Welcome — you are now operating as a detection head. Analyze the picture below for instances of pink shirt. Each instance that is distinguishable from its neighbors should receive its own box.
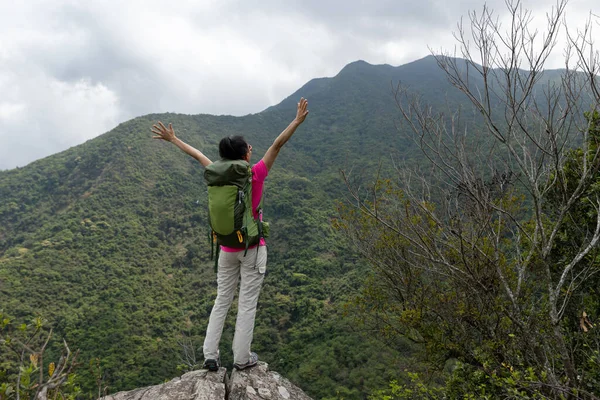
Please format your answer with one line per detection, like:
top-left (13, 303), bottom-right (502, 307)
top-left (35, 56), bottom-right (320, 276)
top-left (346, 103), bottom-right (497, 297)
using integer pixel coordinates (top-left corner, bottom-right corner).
top-left (221, 160), bottom-right (268, 252)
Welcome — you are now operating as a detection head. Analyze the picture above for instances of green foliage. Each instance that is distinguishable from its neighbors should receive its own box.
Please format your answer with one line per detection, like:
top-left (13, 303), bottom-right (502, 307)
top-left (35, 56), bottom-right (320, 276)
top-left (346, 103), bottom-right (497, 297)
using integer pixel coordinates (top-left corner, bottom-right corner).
top-left (542, 110), bottom-right (600, 397)
top-left (337, 99), bottom-right (600, 399)
top-left (0, 57), bottom-right (462, 398)
top-left (0, 312), bottom-right (81, 400)
top-left (369, 373), bottom-right (444, 400)
top-left (2, 54), bottom-right (583, 398)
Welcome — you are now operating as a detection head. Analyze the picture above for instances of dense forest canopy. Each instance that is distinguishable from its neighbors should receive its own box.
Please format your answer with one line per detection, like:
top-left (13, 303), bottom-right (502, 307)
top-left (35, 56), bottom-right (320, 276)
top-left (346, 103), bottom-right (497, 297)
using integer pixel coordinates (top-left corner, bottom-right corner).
top-left (0, 55), bottom-right (451, 399)
top-left (2, 1), bottom-right (600, 398)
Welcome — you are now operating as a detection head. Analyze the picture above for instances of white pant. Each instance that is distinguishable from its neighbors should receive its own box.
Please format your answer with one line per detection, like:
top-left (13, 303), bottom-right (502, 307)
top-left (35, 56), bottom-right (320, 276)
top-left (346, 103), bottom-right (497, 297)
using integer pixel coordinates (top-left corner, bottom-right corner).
top-left (203, 246), bottom-right (267, 364)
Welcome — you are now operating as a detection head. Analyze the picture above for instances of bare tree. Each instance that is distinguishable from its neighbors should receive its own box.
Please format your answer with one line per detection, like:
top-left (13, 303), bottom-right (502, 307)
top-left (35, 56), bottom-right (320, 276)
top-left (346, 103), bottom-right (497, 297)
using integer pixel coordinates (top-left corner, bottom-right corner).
top-left (339, 0), bottom-right (600, 398)
top-left (174, 312), bottom-right (200, 372)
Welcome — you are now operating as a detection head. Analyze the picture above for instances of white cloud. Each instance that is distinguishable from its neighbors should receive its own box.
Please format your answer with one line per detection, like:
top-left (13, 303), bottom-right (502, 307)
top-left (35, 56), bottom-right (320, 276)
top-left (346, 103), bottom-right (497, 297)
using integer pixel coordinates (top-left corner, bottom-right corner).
top-left (0, 70), bottom-right (119, 169)
top-left (0, 103), bottom-right (26, 121)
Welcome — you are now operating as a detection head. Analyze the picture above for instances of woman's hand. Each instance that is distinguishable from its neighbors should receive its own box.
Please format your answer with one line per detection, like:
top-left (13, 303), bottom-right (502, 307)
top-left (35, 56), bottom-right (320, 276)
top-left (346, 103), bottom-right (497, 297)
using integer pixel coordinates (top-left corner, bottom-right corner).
top-left (151, 121), bottom-right (176, 142)
top-left (294, 98), bottom-right (309, 125)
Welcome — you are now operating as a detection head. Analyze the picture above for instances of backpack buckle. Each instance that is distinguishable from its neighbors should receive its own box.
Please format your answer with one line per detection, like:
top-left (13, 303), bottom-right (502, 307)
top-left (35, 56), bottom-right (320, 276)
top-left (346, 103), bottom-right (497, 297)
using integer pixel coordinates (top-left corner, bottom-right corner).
top-left (237, 230), bottom-right (243, 243)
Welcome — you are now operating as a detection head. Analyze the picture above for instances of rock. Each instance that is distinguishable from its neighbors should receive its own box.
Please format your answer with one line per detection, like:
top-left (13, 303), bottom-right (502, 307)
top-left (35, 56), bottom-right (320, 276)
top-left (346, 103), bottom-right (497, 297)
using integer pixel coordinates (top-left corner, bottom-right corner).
top-left (277, 387), bottom-right (289, 399)
top-left (101, 368), bottom-right (227, 400)
top-left (245, 386), bottom-right (259, 399)
top-left (229, 363), bottom-right (311, 400)
top-left (100, 363), bottom-right (311, 400)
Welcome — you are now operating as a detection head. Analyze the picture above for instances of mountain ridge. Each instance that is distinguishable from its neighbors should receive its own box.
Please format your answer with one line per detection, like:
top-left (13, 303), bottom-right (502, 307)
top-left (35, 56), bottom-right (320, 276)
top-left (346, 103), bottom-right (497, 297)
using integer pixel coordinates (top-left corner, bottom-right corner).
top-left (0, 54), bottom-right (579, 399)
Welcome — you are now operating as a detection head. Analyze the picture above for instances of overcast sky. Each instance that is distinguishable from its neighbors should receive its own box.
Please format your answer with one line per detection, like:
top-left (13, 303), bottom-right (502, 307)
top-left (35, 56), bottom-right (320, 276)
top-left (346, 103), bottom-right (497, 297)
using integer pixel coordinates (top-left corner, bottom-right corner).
top-left (0, 0), bottom-right (597, 170)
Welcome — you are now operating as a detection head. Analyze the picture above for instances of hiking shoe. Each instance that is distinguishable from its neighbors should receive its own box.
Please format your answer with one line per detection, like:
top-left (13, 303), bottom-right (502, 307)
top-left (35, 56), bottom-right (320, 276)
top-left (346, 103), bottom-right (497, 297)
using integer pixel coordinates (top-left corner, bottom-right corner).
top-left (233, 352), bottom-right (259, 370)
top-left (202, 358), bottom-right (220, 372)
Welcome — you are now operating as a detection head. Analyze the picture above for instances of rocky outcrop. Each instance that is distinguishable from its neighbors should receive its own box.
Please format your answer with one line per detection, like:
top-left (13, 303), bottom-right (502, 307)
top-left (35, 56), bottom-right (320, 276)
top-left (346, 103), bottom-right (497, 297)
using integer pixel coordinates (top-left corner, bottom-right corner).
top-left (100, 363), bottom-right (311, 400)
top-left (101, 369), bottom-right (227, 400)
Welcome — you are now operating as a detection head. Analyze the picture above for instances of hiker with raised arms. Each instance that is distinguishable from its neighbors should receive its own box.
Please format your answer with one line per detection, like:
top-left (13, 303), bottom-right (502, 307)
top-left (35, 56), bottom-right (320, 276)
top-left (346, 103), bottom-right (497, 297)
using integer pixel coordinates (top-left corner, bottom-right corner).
top-left (151, 98), bottom-right (309, 371)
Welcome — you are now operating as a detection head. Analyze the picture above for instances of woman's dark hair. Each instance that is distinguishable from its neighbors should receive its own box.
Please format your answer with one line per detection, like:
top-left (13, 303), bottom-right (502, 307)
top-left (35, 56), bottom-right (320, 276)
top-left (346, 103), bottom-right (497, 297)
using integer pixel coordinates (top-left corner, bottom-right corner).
top-left (218, 135), bottom-right (248, 160)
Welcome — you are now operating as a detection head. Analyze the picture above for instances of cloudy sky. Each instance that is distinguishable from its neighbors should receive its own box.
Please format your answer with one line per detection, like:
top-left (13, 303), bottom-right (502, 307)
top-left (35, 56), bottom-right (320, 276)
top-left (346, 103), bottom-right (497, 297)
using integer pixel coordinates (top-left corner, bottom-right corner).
top-left (0, 0), bottom-right (597, 170)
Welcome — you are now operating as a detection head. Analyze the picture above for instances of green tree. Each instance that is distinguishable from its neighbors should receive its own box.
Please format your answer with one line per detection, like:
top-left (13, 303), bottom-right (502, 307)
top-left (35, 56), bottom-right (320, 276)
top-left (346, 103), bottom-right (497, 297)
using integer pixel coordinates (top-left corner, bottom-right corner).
top-left (339, 1), bottom-right (600, 398)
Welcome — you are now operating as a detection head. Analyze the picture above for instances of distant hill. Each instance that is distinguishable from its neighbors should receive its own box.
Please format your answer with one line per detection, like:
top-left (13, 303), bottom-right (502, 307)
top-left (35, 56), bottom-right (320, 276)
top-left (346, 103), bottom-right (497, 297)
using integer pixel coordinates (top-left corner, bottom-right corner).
top-left (0, 55), bottom-right (568, 399)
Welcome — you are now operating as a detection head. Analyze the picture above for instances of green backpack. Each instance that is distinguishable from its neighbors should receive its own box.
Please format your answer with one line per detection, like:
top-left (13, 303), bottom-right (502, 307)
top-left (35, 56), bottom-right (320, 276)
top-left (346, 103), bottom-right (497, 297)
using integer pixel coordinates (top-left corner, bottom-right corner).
top-left (204, 159), bottom-right (267, 267)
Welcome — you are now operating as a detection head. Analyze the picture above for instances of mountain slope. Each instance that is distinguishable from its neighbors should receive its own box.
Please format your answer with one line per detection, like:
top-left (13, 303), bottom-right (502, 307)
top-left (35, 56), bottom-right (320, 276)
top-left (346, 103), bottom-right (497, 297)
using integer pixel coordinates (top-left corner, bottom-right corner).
top-left (0, 55), bottom-right (559, 398)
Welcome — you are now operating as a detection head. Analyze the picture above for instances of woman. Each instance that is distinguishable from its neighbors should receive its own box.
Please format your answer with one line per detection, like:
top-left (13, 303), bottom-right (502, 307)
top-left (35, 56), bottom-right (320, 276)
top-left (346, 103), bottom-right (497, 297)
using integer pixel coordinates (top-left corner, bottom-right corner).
top-left (151, 98), bottom-right (309, 370)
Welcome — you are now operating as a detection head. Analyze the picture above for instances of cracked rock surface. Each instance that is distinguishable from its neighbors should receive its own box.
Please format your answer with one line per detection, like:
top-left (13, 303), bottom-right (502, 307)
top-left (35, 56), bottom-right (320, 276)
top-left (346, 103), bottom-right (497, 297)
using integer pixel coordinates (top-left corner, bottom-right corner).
top-left (101, 369), bottom-right (227, 400)
top-left (228, 362), bottom-right (311, 400)
top-left (100, 363), bottom-right (311, 400)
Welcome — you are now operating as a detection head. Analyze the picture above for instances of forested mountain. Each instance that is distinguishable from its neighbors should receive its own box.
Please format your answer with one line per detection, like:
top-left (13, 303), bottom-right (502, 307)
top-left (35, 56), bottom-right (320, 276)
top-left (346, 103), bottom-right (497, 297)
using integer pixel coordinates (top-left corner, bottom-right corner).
top-left (0, 55), bottom-right (566, 399)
